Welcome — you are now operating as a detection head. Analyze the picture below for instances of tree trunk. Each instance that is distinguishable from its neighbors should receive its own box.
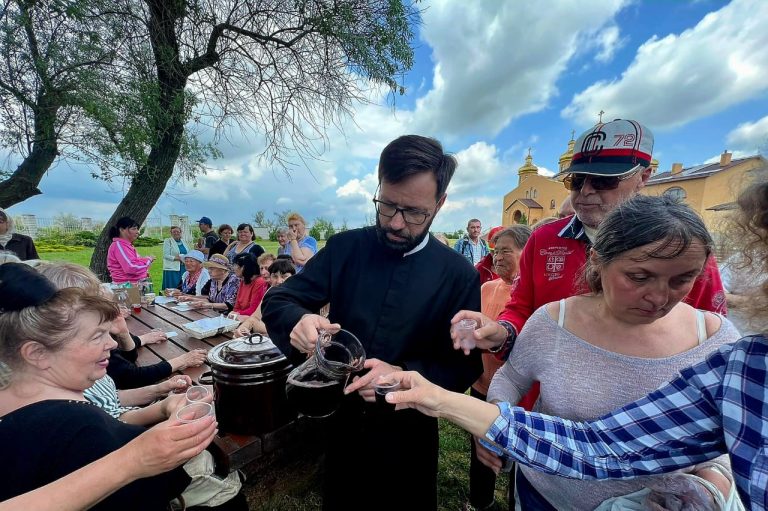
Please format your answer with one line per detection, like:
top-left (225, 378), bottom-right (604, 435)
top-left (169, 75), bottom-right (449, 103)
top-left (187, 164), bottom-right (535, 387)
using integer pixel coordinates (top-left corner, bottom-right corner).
top-left (90, 0), bottom-right (187, 281)
top-left (0, 99), bottom-right (60, 208)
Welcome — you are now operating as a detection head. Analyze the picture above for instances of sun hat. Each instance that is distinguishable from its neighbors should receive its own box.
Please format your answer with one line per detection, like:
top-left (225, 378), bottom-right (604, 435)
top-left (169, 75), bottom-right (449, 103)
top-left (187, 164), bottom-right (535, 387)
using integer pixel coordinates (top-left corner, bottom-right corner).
top-left (184, 250), bottom-right (205, 263)
top-left (203, 254), bottom-right (230, 271)
top-left (196, 216), bottom-right (213, 226)
top-left (559, 119), bottom-right (653, 177)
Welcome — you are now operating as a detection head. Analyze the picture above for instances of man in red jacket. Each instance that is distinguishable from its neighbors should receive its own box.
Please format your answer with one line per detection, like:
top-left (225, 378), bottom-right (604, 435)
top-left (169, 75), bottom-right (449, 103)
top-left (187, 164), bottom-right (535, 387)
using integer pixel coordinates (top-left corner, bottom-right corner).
top-left (453, 118), bottom-right (727, 360)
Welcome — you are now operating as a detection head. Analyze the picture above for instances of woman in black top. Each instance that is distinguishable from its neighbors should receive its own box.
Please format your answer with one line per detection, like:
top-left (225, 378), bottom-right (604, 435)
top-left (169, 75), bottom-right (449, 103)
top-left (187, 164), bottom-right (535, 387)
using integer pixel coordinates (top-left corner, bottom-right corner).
top-left (0, 264), bottom-right (244, 510)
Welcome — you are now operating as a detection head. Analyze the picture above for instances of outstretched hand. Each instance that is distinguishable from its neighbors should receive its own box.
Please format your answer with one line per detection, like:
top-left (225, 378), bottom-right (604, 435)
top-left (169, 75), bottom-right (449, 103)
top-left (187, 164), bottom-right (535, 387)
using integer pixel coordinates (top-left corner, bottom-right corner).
top-left (450, 310), bottom-right (508, 354)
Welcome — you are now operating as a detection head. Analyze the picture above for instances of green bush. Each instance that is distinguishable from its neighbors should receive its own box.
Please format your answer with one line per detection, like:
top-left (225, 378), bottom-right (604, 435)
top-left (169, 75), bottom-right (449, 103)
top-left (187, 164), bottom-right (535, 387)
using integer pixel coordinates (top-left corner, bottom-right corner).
top-left (134, 236), bottom-right (163, 247)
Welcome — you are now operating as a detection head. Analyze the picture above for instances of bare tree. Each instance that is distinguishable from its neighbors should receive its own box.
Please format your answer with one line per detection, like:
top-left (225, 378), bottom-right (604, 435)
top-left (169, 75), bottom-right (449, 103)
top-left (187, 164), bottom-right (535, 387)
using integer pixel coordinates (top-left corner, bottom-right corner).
top-left (89, 0), bottom-right (418, 279)
top-left (0, 0), bottom-right (124, 207)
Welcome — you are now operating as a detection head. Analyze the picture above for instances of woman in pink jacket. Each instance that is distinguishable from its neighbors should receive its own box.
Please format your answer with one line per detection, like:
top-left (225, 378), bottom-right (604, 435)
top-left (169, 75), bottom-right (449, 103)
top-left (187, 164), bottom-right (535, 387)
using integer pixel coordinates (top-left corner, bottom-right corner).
top-left (107, 217), bottom-right (155, 284)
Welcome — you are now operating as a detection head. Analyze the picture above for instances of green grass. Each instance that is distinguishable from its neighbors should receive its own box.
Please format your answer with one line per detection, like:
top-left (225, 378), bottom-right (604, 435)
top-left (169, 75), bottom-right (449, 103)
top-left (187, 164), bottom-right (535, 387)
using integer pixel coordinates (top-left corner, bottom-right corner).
top-left (39, 240), bottom-right (289, 287)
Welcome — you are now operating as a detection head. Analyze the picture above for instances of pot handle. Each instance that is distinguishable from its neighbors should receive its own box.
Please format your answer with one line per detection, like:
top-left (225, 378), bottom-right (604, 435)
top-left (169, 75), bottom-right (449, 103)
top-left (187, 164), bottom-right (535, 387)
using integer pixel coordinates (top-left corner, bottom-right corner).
top-left (198, 371), bottom-right (214, 385)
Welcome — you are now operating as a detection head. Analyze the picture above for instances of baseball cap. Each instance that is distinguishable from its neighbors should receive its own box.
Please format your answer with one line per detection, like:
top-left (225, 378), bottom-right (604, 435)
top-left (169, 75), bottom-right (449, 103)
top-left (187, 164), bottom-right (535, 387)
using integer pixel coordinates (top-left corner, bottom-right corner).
top-left (196, 216), bottom-right (213, 226)
top-left (560, 119), bottom-right (653, 177)
top-left (184, 250), bottom-right (205, 263)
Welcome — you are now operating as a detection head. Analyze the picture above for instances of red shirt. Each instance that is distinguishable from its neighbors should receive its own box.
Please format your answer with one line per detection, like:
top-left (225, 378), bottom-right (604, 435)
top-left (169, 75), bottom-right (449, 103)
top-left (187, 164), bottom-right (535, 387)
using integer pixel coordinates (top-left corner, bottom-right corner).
top-left (475, 253), bottom-right (498, 286)
top-left (233, 277), bottom-right (269, 316)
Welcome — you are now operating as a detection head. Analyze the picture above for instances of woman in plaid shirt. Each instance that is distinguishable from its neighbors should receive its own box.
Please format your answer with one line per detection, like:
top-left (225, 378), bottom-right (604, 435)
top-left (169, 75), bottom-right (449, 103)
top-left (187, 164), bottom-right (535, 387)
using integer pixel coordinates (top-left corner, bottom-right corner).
top-left (386, 177), bottom-right (768, 510)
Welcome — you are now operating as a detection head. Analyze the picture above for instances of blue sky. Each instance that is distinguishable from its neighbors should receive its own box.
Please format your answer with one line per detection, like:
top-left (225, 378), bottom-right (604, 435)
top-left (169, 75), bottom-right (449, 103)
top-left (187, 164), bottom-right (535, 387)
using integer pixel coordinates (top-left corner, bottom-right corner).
top-left (7, 0), bottom-right (768, 233)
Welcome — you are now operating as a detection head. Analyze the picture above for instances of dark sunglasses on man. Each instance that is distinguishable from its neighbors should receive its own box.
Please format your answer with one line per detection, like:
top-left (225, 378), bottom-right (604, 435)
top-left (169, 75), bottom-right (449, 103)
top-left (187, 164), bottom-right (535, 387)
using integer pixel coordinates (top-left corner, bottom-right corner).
top-left (562, 165), bottom-right (643, 192)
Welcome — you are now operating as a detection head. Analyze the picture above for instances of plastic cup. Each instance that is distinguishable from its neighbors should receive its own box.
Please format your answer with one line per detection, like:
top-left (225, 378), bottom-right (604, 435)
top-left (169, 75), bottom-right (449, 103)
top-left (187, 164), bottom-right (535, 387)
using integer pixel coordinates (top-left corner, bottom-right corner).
top-left (144, 292), bottom-right (156, 306)
top-left (131, 303), bottom-right (142, 314)
top-left (374, 377), bottom-right (401, 411)
top-left (176, 402), bottom-right (214, 423)
top-left (185, 385), bottom-right (210, 405)
top-left (452, 319), bottom-right (478, 350)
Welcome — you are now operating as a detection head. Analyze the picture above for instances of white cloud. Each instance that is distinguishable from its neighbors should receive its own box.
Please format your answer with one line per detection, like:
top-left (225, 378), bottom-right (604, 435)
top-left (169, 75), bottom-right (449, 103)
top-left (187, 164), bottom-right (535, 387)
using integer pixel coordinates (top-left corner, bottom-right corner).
top-left (537, 166), bottom-right (555, 177)
top-left (562, 0), bottom-right (768, 129)
top-left (412, 0), bottom-right (631, 139)
top-left (594, 25), bottom-right (624, 63)
top-left (449, 142), bottom-right (505, 194)
top-left (726, 115), bottom-right (768, 152)
top-left (702, 150), bottom-right (755, 164)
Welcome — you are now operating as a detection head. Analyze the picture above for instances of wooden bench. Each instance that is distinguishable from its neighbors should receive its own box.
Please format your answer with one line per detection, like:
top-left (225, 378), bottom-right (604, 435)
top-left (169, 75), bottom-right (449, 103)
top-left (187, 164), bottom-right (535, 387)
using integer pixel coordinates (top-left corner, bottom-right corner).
top-left (124, 300), bottom-right (299, 474)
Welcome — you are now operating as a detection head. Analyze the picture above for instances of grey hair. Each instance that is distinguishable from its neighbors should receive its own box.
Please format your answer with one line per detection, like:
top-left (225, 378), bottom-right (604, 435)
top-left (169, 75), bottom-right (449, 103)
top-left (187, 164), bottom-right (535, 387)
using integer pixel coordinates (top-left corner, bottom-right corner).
top-left (585, 195), bottom-right (713, 294)
top-left (492, 225), bottom-right (532, 250)
top-left (276, 226), bottom-right (290, 235)
top-left (38, 262), bottom-right (102, 292)
top-left (0, 251), bottom-right (21, 265)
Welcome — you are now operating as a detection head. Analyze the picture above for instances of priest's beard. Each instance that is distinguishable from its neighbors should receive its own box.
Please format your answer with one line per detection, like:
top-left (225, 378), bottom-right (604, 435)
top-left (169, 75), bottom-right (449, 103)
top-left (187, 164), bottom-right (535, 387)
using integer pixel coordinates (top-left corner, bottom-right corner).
top-left (375, 216), bottom-right (433, 253)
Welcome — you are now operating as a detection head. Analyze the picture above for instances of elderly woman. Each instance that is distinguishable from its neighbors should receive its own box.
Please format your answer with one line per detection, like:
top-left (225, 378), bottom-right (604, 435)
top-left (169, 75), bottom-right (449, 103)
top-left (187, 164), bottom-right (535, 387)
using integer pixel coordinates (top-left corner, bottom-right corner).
top-left (38, 262), bottom-right (207, 389)
top-left (161, 226), bottom-right (190, 290)
top-left (387, 195), bottom-right (745, 510)
top-left (0, 263), bottom-right (245, 510)
top-left (209, 223), bottom-right (234, 257)
top-left (276, 226), bottom-right (290, 256)
top-left (258, 252), bottom-right (276, 281)
top-left (468, 225), bottom-right (531, 510)
top-left (222, 223), bottom-right (264, 264)
top-left (169, 250), bottom-right (210, 297)
top-left (0, 207), bottom-right (38, 260)
top-left (106, 216), bottom-right (155, 284)
top-left (284, 213), bottom-right (317, 272)
top-left (230, 253), bottom-right (269, 320)
top-left (0, 263), bottom-right (189, 509)
top-left (185, 254), bottom-right (240, 312)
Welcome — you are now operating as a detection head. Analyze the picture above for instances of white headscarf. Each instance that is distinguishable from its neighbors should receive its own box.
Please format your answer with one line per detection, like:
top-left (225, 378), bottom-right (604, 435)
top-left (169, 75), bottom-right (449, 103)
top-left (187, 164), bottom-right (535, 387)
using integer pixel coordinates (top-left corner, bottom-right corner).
top-left (0, 208), bottom-right (14, 248)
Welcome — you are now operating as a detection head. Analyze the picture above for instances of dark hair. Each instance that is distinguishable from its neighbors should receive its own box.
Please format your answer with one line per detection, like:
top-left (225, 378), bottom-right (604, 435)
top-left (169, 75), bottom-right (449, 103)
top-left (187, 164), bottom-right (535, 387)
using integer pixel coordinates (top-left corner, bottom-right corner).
top-left (493, 225), bottom-right (532, 250)
top-left (236, 223), bottom-right (255, 241)
top-left (108, 216), bottom-right (139, 239)
top-left (268, 258), bottom-right (296, 276)
top-left (378, 135), bottom-right (457, 200)
top-left (276, 254), bottom-right (292, 261)
top-left (233, 252), bottom-right (258, 284)
top-left (218, 224), bottom-right (233, 235)
top-left (584, 195), bottom-right (713, 293)
top-left (0, 210), bottom-right (7, 223)
top-left (734, 173), bottom-right (768, 332)
top-left (467, 218), bottom-right (480, 227)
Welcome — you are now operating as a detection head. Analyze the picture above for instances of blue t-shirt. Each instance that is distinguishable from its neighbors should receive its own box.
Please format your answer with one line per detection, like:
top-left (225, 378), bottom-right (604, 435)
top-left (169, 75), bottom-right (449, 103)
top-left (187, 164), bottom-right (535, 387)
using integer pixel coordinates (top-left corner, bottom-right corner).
top-left (285, 236), bottom-right (318, 273)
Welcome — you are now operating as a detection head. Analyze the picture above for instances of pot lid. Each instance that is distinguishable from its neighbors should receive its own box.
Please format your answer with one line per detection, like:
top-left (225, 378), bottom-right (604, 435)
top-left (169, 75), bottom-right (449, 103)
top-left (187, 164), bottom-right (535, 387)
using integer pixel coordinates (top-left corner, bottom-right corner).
top-left (207, 334), bottom-right (287, 369)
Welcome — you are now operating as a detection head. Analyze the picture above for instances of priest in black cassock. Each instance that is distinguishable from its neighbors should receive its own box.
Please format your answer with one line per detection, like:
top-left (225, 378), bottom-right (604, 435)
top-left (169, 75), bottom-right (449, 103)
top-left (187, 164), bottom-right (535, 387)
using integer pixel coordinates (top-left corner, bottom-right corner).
top-left (262, 135), bottom-right (482, 510)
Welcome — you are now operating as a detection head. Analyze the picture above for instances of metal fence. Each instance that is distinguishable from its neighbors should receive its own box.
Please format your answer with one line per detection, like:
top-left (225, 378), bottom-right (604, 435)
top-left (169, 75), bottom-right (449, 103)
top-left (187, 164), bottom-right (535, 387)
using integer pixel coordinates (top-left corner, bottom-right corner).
top-left (12, 214), bottom-right (166, 241)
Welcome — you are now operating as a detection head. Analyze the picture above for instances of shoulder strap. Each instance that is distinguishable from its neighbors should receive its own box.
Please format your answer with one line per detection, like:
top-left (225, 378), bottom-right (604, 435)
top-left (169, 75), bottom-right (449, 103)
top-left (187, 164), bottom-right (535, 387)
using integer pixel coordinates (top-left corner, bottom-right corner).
top-left (558, 298), bottom-right (566, 327)
top-left (696, 309), bottom-right (707, 344)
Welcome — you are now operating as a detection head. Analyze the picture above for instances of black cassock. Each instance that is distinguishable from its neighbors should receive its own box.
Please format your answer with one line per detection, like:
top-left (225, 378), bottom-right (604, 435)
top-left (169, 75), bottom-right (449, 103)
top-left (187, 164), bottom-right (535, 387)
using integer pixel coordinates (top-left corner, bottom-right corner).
top-left (263, 226), bottom-right (482, 511)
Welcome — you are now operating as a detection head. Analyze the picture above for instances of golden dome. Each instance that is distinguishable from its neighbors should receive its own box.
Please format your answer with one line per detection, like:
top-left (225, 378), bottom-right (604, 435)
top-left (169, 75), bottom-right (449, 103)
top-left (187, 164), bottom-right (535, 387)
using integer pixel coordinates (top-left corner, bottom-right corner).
top-left (558, 132), bottom-right (576, 172)
top-left (518, 148), bottom-right (538, 177)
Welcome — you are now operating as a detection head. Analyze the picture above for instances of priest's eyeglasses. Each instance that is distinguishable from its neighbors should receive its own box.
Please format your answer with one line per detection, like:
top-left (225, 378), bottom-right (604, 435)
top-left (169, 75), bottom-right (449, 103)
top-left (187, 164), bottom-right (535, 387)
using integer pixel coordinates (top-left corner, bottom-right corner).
top-left (372, 199), bottom-right (431, 225)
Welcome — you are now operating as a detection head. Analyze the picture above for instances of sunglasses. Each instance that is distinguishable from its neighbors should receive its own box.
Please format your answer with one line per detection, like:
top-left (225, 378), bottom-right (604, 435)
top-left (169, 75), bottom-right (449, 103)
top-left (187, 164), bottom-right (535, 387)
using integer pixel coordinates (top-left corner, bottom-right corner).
top-left (563, 167), bottom-right (642, 192)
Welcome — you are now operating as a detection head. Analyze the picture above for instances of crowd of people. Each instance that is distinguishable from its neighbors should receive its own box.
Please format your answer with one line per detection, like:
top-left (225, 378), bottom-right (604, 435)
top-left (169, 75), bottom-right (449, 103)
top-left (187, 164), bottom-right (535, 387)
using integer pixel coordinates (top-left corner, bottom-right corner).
top-left (1, 121), bottom-right (766, 511)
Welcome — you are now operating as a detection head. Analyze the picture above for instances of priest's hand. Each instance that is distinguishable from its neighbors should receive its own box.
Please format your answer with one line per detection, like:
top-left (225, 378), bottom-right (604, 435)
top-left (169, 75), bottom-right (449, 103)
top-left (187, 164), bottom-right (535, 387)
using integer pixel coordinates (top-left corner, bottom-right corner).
top-left (290, 314), bottom-right (341, 354)
top-left (344, 358), bottom-right (402, 402)
top-left (450, 311), bottom-right (508, 353)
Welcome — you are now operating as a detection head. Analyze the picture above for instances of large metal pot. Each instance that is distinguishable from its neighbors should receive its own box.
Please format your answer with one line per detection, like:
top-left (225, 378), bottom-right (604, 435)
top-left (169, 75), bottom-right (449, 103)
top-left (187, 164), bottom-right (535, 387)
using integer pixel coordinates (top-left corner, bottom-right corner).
top-left (202, 334), bottom-right (295, 435)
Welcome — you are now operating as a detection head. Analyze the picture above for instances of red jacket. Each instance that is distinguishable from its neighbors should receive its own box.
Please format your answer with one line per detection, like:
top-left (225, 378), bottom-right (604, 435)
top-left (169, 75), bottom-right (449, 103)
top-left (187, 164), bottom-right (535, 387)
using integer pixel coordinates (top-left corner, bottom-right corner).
top-left (475, 253), bottom-right (498, 285)
top-left (498, 215), bottom-right (728, 334)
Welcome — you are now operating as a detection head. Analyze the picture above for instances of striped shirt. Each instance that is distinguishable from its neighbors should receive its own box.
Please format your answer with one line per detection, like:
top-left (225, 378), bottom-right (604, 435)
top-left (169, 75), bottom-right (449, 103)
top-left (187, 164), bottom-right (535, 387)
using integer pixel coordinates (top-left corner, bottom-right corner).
top-left (480, 334), bottom-right (768, 510)
top-left (83, 375), bottom-right (137, 419)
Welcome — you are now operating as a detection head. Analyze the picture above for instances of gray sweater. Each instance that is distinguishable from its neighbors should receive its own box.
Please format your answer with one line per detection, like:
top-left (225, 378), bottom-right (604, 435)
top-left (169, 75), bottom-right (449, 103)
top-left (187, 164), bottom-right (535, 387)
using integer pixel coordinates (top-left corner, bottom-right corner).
top-left (488, 305), bottom-right (740, 510)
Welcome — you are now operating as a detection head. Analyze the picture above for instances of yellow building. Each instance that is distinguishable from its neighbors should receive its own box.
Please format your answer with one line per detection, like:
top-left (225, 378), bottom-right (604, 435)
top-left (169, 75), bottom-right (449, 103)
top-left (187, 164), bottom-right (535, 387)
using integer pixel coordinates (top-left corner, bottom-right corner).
top-left (641, 151), bottom-right (766, 233)
top-left (501, 144), bottom-right (571, 226)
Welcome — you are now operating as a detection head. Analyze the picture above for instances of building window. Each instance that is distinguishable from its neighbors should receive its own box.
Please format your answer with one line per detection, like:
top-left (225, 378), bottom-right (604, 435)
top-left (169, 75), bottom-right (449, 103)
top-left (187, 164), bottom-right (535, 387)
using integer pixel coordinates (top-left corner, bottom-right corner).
top-left (664, 187), bottom-right (687, 200)
top-left (533, 189), bottom-right (538, 199)
top-left (550, 199), bottom-right (556, 209)
top-left (525, 191), bottom-right (529, 198)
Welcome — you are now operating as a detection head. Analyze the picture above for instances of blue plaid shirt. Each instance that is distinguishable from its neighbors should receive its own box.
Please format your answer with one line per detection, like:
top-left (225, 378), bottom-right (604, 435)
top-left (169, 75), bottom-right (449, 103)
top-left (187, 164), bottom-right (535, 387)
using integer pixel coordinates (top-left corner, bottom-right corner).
top-left (481, 335), bottom-right (768, 510)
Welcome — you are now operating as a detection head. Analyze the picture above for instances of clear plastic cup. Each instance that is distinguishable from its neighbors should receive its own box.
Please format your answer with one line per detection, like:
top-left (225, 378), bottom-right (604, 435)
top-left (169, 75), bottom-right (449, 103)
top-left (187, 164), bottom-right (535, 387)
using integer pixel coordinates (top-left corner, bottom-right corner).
top-left (452, 319), bottom-right (478, 350)
top-left (176, 402), bottom-right (214, 423)
top-left (185, 385), bottom-right (210, 405)
top-left (374, 376), bottom-right (402, 411)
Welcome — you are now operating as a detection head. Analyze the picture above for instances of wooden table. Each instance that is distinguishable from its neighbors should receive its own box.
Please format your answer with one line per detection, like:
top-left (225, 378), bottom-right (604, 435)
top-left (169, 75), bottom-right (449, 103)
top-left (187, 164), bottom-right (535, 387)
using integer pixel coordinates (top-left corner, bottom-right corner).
top-left (124, 300), bottom-right (291, 473)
